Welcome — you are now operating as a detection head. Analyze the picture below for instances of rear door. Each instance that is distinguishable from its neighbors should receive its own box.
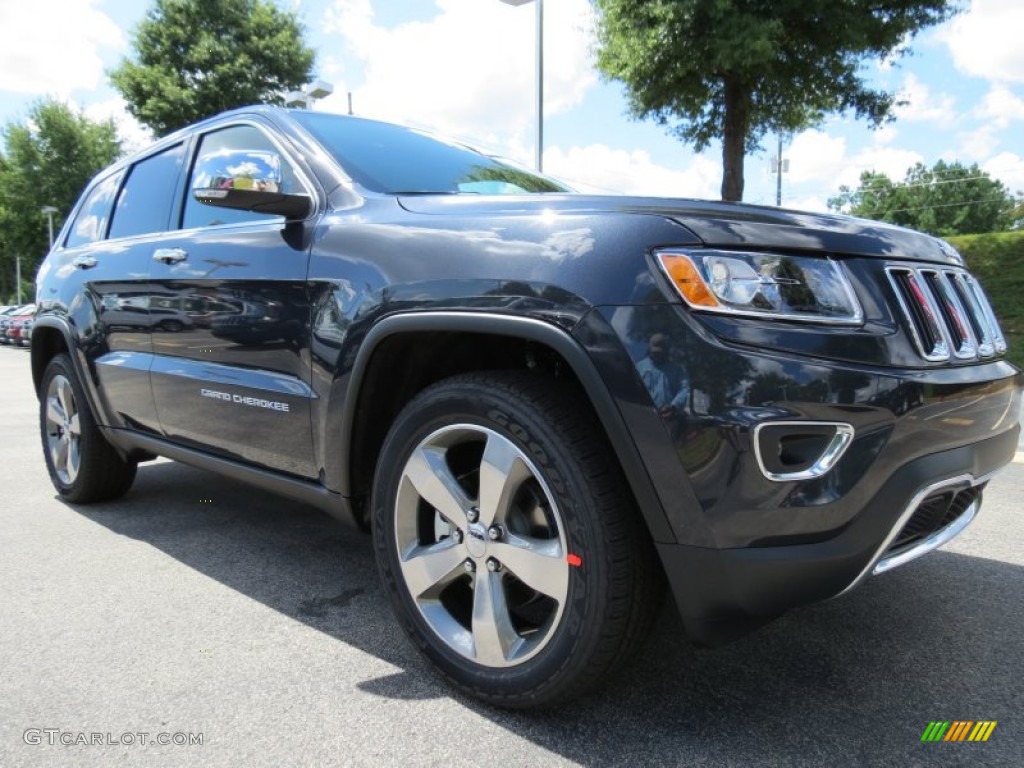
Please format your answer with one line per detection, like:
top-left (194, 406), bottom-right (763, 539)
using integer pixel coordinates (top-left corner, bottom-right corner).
top-left (53, 139), bottom-right (189, 434)
top-left (148, 121), bottom-right (318, 478)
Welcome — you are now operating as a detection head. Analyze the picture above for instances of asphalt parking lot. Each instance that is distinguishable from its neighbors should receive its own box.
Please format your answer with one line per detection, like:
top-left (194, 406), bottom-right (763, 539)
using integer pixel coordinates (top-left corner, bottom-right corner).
top-left (1, 344), bottom-right (1021, 767)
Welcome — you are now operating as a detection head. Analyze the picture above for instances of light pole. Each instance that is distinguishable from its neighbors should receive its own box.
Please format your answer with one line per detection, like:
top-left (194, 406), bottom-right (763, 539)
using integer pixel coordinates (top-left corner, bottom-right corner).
top-left (500, 0), bottom-right (544, 173)
top-left (771, 135), bottom-right (789, 207)
top-left (41, 205), bottom-right (59, 248)
top-left (284, 80), bottom-right (335, 110)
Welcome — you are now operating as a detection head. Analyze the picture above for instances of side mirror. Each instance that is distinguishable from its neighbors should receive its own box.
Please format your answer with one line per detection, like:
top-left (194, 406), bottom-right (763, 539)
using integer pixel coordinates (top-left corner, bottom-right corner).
top-left (192, 149), bottom-right (311, 220)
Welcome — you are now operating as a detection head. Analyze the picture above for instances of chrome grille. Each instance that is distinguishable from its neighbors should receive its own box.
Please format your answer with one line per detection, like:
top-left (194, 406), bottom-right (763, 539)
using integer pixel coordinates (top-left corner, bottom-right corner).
top-left (887, 266), bottom-right (1007, 362)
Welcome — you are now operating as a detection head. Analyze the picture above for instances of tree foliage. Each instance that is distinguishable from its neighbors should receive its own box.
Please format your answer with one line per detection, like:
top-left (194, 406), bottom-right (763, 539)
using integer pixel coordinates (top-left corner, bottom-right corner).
top-left (111, 0), bottom-right (315, 137)
top-left (828, 160), bottom-right (1018, 236)
top-left (592, 0), bottom-right (958, 202)
top-left (0, 100), bottom-right (121, 301)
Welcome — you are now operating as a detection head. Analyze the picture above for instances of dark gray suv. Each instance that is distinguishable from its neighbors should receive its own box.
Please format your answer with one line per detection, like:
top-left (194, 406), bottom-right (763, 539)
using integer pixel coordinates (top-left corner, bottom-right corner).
top-left (33, 106), bottom-right (1022, 707)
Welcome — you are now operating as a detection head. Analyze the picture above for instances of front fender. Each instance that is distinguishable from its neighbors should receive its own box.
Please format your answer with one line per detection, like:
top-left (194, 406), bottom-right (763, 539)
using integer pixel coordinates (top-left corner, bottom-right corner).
top-left (327, 310), bottom-right (679, 544)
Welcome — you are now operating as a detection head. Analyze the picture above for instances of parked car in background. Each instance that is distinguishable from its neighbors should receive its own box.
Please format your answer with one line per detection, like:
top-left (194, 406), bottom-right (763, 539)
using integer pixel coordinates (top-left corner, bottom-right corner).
top-left (0, 304), bottom-right (25, 338)
top-left (1, 304), bottom-right (34, 345)
top-left (9, 315), bottom-right (34, 347)
top-left (30, 106), bottom-right (1022, 708)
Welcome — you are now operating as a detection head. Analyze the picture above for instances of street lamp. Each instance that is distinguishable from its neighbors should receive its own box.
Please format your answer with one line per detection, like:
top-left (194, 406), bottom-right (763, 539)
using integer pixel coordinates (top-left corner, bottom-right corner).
top-left (500, 0), bottom-right (544, 172)
top-left (41, 205), bottom-right (59, 249)
top-left (284, 80), bottom-right (335, 110)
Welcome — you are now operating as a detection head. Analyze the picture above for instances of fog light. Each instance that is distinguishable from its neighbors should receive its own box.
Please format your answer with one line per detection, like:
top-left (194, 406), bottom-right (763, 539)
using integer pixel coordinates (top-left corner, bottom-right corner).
top-left (753, 421), bottom-right (854, 482)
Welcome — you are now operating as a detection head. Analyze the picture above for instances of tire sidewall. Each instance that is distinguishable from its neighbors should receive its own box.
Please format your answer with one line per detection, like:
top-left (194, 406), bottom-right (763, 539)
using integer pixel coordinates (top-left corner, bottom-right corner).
top-left (372, 378), bottom-right (612, 702)
top-left (38, 353), bottom-right (134, 502)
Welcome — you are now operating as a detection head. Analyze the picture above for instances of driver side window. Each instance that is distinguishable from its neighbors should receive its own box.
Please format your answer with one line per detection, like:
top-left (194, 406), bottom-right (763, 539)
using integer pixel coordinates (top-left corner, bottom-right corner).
top-left (182, 125), bottom-right (300, 230)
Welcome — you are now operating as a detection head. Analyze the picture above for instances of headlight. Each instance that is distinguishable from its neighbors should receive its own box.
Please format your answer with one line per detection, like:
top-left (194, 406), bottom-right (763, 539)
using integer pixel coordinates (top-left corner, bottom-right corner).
top-left (656, 249), bottom-right (863, 325)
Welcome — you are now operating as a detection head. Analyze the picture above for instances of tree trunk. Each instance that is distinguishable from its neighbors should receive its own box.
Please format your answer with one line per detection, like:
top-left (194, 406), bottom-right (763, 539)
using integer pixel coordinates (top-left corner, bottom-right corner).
top-left (720, 78), bottom-right (749, 202)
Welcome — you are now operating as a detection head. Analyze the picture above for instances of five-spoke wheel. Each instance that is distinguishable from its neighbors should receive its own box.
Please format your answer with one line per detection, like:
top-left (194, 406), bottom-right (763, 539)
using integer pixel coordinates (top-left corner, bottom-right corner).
top-left (44, 373), bottom-right (83, 485)
top-left (395, 424), bottom-right (569, 667)
top-left (373, 372), bottom-right (663, 707)
top-left (39, 354), bottom-right (137, 503)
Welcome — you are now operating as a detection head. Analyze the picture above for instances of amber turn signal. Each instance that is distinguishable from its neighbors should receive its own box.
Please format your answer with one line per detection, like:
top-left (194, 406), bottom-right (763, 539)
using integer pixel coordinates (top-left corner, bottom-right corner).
top-left (657, 254), bottom-right (719, 307)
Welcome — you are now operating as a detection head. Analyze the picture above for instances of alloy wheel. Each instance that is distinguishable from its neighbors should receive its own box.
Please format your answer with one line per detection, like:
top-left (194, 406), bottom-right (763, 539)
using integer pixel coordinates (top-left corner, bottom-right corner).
top-left (44, 374), bottom-right (82, 485)
top-left (394, 424), bottom-right (570, 668)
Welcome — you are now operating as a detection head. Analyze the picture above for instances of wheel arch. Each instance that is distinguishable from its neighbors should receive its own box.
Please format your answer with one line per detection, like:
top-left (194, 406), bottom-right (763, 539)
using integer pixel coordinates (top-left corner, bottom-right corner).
top-left (31, 318), bottom-right (120, 440)
top-left (31, 320), bottom-right (77, 396)
top-left (338, 311), bottom-right (675, 542)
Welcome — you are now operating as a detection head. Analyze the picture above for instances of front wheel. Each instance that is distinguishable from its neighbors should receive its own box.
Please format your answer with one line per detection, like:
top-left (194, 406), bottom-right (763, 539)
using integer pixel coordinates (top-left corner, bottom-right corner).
top-left (372, 372), bottom-right (664, 708)
top-left (39, 353), bottom-right (137, 503)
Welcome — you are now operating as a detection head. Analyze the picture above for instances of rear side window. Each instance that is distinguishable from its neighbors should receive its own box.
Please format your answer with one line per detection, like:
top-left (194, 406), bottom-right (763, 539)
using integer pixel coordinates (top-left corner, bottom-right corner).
top-left (65, 171), bottom-right (123, 248)
top-left (108, 143), bottom-right (186, 240)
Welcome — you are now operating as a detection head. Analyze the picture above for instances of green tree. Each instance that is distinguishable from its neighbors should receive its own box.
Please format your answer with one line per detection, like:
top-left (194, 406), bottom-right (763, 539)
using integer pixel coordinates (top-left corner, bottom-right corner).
top-left (592, 0), bottom-right (958, 202)
top-left (828, 160), bottom-right (1017, 236)
top-left (0, 100), bottom-right (121, 301)
top-left (111, 0), bottom-right (315, 137)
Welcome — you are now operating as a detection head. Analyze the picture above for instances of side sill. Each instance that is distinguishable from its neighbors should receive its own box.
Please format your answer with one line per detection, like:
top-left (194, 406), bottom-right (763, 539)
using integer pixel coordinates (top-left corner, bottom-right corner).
top-left (107, 428), bottom-right (361, 531)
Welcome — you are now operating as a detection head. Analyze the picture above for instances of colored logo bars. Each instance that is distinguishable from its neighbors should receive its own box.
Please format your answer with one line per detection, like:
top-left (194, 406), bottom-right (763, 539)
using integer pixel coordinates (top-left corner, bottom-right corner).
top-left (921, 721), bottom-right (997, 742)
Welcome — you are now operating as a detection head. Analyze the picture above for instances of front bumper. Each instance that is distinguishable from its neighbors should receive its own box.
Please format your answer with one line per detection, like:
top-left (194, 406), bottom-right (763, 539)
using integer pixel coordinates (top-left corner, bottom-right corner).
top-left (656, 429), bottom-right (1016, 644)
top-left (573, 304), bottom-right (1022, 644)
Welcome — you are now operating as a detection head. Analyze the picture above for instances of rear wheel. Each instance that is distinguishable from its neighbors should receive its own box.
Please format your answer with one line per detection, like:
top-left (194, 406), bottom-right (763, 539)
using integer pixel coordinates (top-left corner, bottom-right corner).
top-left (372, 371), bottom-right (664, 708)
top-left (39, 354), bottom-right (137, 503)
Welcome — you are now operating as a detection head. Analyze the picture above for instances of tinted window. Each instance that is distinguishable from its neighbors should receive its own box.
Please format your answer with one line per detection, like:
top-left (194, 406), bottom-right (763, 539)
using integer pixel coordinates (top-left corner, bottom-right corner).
top-left (182, 125), bottom-right (295, 229)
top-left (108, 143), bottom-right (186, 240)
top-left (291, 111), bottom-right (570, 195)
top-left (65, 171), bottom-right (123, 248)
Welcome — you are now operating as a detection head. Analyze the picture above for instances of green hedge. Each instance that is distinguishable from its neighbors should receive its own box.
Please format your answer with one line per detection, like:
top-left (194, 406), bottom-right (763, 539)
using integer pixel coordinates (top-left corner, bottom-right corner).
top-left (948, 231), bottom-right (1024, 369)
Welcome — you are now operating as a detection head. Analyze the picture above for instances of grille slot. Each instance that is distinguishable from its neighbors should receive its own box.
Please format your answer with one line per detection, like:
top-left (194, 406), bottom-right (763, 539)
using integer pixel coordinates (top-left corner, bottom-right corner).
top-left (884, 486), bottom-right (981, 559)
top-left (887, 266), bottom-right (1006, 361)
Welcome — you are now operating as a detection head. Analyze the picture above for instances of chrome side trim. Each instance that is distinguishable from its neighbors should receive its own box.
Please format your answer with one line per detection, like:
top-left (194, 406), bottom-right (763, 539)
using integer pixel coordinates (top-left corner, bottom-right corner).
top-left (835, 473), bottom-right (976, 597)
top-left (752, 421), bottom-right (854, 482)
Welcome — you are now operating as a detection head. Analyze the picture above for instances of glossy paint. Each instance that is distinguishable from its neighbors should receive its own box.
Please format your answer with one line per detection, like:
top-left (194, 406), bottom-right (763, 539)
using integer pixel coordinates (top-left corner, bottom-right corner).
top-left (147, 220), bottom-right (317, 477)
top-left (35, 217), bottom-right (163, 435)
top-left (32, 106), bottom-right (1022, 631)
top-left (585, 303), bottom-right (1020, 549)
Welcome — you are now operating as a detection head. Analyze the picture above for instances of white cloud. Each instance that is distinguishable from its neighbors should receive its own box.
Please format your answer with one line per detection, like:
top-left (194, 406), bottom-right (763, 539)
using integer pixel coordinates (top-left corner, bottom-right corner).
top-left (957, 125), bottom-right (1000, 162)
top-left (938, 0), bottom-right (1024, 83)
top-left (0, 0), bottom-right (123, 96)
top-left (983, 153), bottom-right (1024, 193)
top-left (871, 125), bottom-right (899, 145)
top-left (782, 195), bottom-right (830, 213)
top-left (782, 128), bottom-right (923, 197)
top-left (978, 84), bottom-right (1024, 129)
top-left (320, 0), bottom-right (596, 154)
top-left (845, 146), bottom-right (926, 184)
top-left (84, 97), bottom-right (152, 155)
top-left (894, 73), bottom-right (956, 122)
top-left (544, 144), bottom-right (720, 199)
top-left (786, 131), bottom-right (847, 184)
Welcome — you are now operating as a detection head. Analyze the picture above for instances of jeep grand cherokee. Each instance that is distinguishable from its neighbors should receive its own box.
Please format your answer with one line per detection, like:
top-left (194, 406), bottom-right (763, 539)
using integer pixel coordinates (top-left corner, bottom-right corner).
top-left (32, 106), bottom-right (1022, 708)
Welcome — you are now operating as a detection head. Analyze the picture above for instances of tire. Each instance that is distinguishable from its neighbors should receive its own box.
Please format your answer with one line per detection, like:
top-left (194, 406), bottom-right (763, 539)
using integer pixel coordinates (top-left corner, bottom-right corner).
top-left (39, 353), bottom-right (137, 503)
top-left (372, 371), bottom-right (664, 708)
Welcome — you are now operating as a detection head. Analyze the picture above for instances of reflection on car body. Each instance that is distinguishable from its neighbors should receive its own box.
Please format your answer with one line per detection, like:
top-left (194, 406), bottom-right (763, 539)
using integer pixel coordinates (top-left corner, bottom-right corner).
top-left (29, 105), bottom-right (1022, 710)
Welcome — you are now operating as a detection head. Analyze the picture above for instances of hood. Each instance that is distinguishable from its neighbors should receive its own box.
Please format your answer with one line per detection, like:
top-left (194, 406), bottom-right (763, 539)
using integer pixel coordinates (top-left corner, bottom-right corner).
top-left (397, 194), bottom-right (961, 265)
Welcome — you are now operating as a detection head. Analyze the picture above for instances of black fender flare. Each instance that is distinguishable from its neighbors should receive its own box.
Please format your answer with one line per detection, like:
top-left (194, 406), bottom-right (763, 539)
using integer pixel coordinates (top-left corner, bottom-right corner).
top-left (30, 316), bottom-right (114, 428)
top-left (338, 311), bottom-right (677, 543)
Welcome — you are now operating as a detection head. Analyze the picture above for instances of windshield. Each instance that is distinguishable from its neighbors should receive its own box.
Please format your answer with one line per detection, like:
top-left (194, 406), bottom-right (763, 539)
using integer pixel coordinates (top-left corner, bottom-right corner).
top-left (291, 111), bottom-right (570, 195)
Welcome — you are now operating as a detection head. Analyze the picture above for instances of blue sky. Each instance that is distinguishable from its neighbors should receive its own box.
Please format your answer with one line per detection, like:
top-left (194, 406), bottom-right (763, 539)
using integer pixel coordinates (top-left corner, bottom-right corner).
top-left (1, 0), bottom-right (1022, 211)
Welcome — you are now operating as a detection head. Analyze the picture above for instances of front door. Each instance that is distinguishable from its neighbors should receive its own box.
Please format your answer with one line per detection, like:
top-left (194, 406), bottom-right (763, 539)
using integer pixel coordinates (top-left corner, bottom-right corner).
top-left (148, 122), bottom-right (317, 478)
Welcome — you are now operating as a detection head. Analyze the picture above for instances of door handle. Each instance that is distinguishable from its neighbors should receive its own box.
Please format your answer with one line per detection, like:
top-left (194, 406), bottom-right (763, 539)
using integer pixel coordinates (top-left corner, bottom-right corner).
top-left (72, 255), bottom-right (97, 269)
top-left (153, 248), bottom-right (188, 264)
